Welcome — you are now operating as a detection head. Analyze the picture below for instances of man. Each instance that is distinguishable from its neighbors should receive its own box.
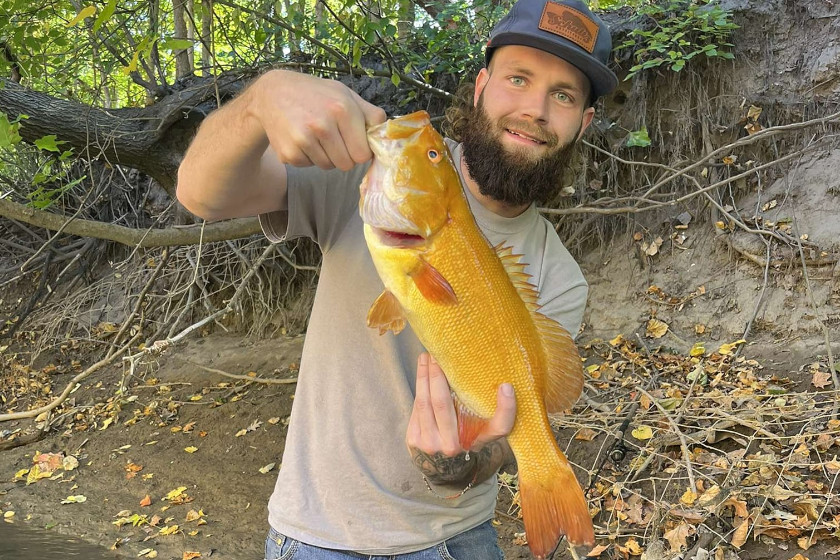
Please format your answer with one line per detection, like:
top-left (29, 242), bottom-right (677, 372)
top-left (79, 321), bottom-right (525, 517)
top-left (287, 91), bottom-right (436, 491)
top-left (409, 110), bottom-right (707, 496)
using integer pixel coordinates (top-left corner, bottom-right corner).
top-left (176, 0), bottom-right (617, 557)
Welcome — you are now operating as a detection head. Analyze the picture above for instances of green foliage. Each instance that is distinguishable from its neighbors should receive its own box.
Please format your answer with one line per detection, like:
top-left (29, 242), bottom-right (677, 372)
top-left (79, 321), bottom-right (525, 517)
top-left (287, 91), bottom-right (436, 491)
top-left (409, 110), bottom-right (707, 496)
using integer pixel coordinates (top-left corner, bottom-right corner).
top-left (619, 0), bottom-right (739, 79)
top-left (0, 0), bottom-right (513, 111)
top-left (0, 112), bottom-right (24, 150)
top-left (625, 127), bottom-right (652, 147)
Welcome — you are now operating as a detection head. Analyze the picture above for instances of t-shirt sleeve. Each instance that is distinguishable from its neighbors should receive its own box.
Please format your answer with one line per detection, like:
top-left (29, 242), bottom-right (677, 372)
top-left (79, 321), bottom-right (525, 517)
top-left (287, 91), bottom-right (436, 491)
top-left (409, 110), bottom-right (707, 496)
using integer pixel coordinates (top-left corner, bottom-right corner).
top-left (259, 162), bottom-right (370, 252)
top-left (534, 222), bottom-right (589, 339)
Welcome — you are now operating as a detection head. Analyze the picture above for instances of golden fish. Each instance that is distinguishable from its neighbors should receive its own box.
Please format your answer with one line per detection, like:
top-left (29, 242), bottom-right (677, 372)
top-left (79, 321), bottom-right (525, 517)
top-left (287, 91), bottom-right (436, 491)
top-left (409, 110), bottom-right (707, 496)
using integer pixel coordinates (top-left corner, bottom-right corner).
top-left (359, 111), bottom-right (593, 557)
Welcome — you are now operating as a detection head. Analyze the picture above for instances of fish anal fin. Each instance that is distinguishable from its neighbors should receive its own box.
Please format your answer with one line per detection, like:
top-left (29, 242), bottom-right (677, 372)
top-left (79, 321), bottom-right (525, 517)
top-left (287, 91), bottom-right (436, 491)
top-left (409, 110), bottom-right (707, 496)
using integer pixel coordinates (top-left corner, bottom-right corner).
top-left (367, 290), bottom-right (407, 335)
top-left (409, 258), bottom-right (457, 305)
top-left (533, 313), bottom-right (584, 414)
top-left (454, 395), bottom-right (489, 451)
top-left (519, 448), bottom-right (594, 557)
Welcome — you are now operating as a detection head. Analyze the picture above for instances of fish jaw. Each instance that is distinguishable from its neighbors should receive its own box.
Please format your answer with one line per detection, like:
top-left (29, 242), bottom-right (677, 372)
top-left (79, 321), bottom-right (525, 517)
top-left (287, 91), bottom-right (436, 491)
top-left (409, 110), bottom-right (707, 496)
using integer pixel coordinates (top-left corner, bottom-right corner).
top-left (359, 111), bottom-right (456, 244)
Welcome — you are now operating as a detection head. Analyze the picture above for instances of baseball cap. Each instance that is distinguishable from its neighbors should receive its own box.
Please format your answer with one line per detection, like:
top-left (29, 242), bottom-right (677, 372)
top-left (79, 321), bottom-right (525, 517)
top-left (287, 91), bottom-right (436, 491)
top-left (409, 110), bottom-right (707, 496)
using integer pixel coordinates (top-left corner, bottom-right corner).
top-left (485, 0), bottom-right (618, 98)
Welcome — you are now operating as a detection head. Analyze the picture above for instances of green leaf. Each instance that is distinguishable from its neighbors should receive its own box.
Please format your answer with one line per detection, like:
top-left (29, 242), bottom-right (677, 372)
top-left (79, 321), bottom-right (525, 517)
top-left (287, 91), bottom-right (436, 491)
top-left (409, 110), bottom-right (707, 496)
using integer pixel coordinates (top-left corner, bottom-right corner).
top-left (159, 38), bottom-right (194, 51)
top-left (626, 127), bottom-right (651, 148)
top-left (34, 135), bottom-right (65, 152)
top-left (390, 73), bottom-right (400, 87)
top-left (67, 5), bottom-right (96, 27)
top-left (93, 0), bottom-right (116, 33)
top-left (0, 113), bottom-right (22, 149)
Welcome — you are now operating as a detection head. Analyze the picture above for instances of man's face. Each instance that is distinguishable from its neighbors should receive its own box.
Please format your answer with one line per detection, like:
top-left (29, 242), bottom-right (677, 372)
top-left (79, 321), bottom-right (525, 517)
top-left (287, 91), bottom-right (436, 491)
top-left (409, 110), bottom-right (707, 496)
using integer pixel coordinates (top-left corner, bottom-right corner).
top-left (461, 45), bottom-right (595, 206)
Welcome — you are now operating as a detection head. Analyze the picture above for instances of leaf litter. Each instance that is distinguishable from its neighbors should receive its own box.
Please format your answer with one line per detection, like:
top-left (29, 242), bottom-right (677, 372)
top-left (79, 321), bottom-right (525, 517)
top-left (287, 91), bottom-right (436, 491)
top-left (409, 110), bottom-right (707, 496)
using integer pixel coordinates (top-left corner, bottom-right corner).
top-left (4, 321), bottom-right (837, 557)
top-left (497, 326), bottom-right (840, 557)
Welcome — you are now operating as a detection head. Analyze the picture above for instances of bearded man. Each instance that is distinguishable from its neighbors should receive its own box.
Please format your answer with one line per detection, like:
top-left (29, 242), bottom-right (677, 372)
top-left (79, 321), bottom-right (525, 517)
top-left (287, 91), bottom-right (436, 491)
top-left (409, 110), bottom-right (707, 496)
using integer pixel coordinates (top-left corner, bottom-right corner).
top-left (176, 0), bottom-right (617, 557)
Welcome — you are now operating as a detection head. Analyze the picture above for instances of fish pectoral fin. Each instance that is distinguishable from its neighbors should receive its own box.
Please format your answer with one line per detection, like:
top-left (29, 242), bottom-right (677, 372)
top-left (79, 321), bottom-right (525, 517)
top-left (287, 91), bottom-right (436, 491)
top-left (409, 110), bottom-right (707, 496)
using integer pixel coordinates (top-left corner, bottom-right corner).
top-left (454, 395), bottom-right (489, 451)
top-left (409, 258), bottom-right (457, 305)
top-left (533, 313), bottom-right (584, 414)
top-left (367, 290), bottom-right (407, 335)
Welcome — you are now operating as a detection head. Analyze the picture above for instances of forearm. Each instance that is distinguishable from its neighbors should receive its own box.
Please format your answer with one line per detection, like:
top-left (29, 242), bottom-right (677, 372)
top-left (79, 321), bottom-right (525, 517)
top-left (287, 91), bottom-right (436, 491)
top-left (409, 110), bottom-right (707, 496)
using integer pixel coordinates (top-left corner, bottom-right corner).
top-left (411, 439), bottom-right (515, 488)
top-left (177, 75), bottom-right (286, 221)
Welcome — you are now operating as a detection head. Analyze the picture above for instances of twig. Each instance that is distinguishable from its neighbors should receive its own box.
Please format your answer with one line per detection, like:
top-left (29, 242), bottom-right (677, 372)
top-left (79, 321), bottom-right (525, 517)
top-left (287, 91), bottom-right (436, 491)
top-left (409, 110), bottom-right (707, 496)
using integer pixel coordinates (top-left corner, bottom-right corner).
top-left (176, 359), bottom-right (298, 385)
top-left (635, 387), bottom-right (696, 490)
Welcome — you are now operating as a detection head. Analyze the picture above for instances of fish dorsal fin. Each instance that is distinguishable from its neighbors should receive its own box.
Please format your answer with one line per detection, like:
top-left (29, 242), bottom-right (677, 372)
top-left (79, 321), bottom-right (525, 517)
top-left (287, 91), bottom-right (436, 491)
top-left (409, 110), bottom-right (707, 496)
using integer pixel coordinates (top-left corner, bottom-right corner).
top-left (533, 312), bottom-right (584, 413)
top-left (493, 243), bottom-right (539, 308)
top-left (493, 243), bottom-right (584, 413)
top-left (367, 290), bottom-right (407, 335)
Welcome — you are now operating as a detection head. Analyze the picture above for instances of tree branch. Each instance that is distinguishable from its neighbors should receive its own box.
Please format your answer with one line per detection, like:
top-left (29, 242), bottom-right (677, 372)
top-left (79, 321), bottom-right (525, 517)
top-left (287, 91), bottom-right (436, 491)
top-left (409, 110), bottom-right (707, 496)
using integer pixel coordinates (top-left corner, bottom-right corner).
top-left (0, 197), bottom-right (262, 246)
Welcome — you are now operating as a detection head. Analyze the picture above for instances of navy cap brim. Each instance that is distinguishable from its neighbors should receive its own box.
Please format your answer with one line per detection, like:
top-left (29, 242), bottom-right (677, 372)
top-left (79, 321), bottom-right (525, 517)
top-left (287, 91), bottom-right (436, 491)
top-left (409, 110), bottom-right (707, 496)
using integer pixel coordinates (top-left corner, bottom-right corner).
top-left (487, 34), bottom-right (618, 99)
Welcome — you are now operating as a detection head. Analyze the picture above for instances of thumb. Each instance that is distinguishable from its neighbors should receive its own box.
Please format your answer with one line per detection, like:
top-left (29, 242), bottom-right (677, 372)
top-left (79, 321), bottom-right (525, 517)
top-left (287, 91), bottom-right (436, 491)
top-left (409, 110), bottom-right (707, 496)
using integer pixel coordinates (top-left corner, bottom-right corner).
top-left (475, 383), bottom-right (516, 445)
top-left (350, 89), bottom-right (386, 127)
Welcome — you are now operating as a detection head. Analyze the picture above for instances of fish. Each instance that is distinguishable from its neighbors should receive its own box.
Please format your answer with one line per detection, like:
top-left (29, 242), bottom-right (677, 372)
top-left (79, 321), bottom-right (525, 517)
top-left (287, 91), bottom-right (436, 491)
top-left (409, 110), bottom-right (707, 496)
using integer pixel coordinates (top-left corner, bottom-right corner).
top-left (359, 111), bottom-right (594, 557)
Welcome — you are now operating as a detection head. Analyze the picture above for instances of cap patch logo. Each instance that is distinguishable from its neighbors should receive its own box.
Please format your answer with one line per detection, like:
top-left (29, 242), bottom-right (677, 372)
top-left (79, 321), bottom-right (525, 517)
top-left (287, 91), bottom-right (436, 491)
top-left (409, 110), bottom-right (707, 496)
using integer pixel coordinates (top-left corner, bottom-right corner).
top-left (538, 2), bottom-right (599, 53)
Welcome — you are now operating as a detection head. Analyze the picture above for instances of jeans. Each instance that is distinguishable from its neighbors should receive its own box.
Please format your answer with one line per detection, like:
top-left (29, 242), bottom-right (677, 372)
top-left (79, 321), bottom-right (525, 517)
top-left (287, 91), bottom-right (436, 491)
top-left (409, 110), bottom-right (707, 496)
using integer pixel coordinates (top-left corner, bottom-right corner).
top-left (264, 520), bottom-right (505, 560)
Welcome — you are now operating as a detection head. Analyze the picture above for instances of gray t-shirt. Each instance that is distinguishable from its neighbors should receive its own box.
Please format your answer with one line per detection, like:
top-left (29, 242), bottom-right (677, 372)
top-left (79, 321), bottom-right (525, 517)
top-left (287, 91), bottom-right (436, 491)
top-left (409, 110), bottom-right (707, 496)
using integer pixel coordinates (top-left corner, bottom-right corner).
top-left (258, 140), bottom-right (588, 554)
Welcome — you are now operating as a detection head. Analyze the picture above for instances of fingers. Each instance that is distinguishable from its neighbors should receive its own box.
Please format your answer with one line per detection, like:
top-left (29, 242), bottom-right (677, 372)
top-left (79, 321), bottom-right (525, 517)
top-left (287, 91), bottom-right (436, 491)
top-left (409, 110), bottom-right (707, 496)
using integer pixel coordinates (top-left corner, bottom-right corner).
top-left (474, 383), bottom-right (517, 447)
top-left (406, 353), bottom-right (462, 457)
top-left (257, 71), bottom-right (386, 172)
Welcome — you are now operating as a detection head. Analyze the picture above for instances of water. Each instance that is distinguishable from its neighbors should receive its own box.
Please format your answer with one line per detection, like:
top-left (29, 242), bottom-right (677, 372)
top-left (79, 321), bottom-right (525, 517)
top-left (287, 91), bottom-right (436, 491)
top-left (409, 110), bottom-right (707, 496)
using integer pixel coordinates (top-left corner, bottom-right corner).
top-left (0, 522), bottom-right (122, 558)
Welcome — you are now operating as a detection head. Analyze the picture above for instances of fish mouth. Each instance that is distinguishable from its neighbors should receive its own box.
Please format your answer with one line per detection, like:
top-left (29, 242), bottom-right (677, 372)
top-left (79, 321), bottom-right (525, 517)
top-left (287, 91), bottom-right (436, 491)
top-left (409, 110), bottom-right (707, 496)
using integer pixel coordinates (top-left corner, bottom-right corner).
top-left (372, 227), bottom-right (426, 248)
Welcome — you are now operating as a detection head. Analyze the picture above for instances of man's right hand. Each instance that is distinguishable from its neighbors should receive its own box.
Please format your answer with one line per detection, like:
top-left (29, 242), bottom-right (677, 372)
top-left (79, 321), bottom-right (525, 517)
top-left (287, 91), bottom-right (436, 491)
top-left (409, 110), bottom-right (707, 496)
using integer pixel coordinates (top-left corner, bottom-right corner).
top-left (248, 70), bottom-right (386, 171)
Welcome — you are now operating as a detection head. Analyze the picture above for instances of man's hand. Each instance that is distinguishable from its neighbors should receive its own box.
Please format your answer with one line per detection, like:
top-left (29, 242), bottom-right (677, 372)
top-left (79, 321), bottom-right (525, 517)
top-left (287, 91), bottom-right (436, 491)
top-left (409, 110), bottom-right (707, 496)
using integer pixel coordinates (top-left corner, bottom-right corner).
top-left (249, 70), bottom-right (386, 171)
top-left (177, 70), bottom-right (386, 221)
top-left (406, 353), bottom-right (516, 487)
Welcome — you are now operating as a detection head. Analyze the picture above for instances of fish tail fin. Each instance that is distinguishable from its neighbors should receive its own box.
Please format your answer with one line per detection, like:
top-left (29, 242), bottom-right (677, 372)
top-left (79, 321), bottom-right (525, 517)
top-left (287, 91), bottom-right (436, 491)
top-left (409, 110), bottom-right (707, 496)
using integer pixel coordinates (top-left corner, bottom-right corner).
top-left (518, 448), bottom-right (594, 558)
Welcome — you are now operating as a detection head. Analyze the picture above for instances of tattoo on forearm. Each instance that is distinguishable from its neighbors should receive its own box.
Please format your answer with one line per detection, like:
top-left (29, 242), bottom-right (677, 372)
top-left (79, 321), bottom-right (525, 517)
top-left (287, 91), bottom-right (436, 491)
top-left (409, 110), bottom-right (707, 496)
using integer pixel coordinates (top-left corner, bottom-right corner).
top-left (411, 440), bottom-right (515, 487)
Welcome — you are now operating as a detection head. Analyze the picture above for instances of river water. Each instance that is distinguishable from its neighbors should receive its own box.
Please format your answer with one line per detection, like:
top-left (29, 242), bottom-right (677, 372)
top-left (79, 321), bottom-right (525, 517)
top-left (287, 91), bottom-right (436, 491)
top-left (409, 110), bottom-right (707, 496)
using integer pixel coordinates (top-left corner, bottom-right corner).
top-left (0, 522), bottom-right (122, 558)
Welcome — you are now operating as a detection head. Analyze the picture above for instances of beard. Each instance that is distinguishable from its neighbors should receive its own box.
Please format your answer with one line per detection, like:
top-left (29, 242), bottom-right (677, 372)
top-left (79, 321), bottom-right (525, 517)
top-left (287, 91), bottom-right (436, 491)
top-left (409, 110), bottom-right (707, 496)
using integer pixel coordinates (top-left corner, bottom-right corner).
top-left (460, 97), bottom-right (580, 206)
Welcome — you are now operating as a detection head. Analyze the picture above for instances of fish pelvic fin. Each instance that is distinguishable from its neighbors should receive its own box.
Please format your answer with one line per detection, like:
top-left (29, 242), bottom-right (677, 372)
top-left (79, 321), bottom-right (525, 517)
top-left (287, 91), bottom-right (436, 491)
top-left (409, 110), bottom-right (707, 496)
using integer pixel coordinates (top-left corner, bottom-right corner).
top-left (409, 257), bottom-right (457, 305)
top-left (367, 290), bottom-right (407, 335)
top-left (453, 394), bottom-right (490, 451)
top-left (533, 313), bottom-right (584, 414)
top-left (518, 449), bottom-right (595, 557)
top-left (494, 243), bottom-right (584, 413)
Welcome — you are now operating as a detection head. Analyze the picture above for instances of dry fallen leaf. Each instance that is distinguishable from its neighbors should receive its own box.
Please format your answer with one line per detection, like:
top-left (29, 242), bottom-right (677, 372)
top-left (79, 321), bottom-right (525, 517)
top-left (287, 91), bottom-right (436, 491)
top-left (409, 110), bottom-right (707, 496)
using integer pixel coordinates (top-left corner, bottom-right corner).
top-left (140, 495), bottom-right (152, 507)
top-left (718, 339), bottom-right (746, 355)
top-left (631, 425), bottom-right (653, 440)
top-left (646, 319), bottom-right (669, 339)
top-left (731, 517), bottom-right (750, 548)
top-left (183, 553), bottom-right (201, 560)
top-left (586, 544), bottom-right (610, 557)
top-left (159, 524), bottom-right (179, 536)
top-left (812, 370), bottom-right (832, 389)
top-left (574, 428), bottom-right (597, 441)
top-left (184, 446), bottom-right (198, 454)
top-left (680, 489), bottom-right (697, 506)
top-left (664, 522), bottom-right (692, 551)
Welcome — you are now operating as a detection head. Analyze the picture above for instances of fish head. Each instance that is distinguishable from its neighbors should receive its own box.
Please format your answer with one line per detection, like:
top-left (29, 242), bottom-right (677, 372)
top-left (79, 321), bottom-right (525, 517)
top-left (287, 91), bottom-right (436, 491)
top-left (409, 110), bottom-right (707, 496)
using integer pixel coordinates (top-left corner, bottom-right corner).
top-left (360, 111), bottom-right (459, 250)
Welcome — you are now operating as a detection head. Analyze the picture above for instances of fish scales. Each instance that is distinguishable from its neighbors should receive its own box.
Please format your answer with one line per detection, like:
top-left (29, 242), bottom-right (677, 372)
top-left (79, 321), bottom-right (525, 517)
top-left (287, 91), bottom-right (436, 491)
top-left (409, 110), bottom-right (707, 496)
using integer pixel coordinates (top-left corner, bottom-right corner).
top-left (359, 111), bottom-right (594, 558)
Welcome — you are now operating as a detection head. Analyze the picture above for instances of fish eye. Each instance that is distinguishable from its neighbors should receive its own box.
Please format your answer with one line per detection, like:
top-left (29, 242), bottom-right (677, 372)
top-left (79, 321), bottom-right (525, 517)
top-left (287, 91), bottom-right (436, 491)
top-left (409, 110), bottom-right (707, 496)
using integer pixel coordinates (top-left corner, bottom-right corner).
top-left (428, 149), bottom-right (442, 163)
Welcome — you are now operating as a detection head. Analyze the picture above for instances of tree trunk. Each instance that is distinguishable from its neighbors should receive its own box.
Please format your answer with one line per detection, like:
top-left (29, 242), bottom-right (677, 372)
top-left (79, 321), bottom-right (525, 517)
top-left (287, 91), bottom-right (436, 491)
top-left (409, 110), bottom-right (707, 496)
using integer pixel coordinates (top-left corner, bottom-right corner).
top-left (0, 73), bottom-right (253, 194)
top-left (173, 0), bottom-right (193, 78)
top-left (201, 0), bottom-right (213, 72)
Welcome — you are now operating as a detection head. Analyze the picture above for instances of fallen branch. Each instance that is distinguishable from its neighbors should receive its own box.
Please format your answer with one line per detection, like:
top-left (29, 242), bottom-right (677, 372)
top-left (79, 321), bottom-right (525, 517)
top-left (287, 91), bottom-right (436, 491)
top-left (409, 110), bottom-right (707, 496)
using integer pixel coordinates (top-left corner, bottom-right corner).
top-left (178, 359), bottom-right (298, 385)
top-left (0, 196), bottom-right (262, 246)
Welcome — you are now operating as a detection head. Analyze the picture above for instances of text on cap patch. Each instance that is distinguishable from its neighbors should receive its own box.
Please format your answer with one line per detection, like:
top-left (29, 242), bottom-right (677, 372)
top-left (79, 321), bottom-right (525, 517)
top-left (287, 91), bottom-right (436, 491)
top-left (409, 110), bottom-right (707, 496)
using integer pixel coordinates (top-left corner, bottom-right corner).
top-left (538, 2), bottom-right (599, 53)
